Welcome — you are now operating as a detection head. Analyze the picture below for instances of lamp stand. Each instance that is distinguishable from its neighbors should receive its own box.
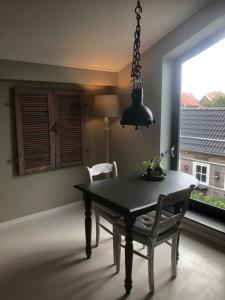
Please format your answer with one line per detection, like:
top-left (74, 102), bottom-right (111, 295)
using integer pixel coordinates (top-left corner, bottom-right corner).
top-left (104, 117), bottom-right (110, 162)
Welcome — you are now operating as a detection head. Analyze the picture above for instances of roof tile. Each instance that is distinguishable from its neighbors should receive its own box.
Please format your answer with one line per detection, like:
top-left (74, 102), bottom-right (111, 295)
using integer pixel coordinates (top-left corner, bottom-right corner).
top-left (180, 108), bottom-right (225, 156)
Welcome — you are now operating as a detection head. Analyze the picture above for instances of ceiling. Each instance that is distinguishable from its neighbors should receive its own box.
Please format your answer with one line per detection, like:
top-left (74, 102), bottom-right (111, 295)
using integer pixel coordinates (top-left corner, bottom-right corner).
top-left (0, 0), bottom-right (210, 72)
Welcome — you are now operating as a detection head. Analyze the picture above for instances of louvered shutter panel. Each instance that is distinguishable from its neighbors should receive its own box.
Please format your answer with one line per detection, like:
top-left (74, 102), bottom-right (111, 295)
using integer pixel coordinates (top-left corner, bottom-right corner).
top-left (54, 90), bottom-right (83, 168)
top-left (15, 88), bottom-right (55, 175)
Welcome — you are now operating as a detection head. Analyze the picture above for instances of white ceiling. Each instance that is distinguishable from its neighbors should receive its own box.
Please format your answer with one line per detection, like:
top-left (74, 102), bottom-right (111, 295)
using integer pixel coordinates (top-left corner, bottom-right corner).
top-left (0, 0), bottom-right (210, 72)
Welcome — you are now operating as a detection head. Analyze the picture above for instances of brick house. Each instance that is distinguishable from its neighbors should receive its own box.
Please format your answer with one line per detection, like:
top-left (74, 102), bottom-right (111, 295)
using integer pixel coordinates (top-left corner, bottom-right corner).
top-left (181, 92), bottom-right (201, 107)
top-left (179, 108), bottom-right (225, 198)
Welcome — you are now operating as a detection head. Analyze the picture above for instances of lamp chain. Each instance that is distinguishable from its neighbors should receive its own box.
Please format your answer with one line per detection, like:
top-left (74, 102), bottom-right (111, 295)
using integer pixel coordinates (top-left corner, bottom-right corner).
top-left (130, 0), bottom-right (142, 88)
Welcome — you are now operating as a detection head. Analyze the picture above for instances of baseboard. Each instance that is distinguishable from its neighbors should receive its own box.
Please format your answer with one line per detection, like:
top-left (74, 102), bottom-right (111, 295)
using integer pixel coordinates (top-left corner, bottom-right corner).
top-left (0, 201), bottom-right (83, 230)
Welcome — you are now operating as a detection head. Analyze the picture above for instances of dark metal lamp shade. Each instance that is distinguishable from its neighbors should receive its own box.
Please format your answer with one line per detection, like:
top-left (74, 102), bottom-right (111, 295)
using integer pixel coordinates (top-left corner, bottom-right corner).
top-left (120, 87), bottom-right (155, 127)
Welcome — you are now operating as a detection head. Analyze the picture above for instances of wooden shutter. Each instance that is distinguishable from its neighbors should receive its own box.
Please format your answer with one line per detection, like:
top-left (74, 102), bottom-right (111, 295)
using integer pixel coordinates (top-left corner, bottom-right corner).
top-left (54, 89), bottom-right (83, 168)
top-left (15, 88), bottom-right (55, 175)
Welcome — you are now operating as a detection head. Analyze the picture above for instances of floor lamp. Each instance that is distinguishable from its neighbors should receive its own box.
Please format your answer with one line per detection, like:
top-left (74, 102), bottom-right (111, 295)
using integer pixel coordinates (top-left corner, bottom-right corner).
top-left (92, 95), bottom-right (120, 162)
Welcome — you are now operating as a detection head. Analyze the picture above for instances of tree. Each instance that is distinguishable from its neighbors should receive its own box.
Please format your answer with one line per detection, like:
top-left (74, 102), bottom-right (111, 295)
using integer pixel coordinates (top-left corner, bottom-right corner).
top-left (206, 92), bottom-right (225, 107)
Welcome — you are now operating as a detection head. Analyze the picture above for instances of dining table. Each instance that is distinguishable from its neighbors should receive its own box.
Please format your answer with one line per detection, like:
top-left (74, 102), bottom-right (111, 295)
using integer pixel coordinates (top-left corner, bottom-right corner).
top-left (74, 170), bottom-right (198, 295)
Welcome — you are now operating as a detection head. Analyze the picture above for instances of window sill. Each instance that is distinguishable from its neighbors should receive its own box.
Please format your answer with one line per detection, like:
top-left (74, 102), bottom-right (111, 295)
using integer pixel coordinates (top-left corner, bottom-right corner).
top-left (183, 200), bottom-right (225, 247)
top-left (189, 198), bottom-right (225, 221)
top-left (185, 209), bottom-right (225, 235)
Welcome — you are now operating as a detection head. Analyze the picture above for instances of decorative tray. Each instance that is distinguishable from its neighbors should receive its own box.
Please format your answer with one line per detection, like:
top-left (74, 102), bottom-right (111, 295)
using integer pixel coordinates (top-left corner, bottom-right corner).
top-left (141, 173), bottom-right (165, 181)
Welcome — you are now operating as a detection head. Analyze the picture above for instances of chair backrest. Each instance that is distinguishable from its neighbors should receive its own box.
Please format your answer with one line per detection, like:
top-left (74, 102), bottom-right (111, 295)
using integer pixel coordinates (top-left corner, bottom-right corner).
top-left (151, 184), bottom-right (195, 238)
top-left (87, 161), bottom-right (118, 183)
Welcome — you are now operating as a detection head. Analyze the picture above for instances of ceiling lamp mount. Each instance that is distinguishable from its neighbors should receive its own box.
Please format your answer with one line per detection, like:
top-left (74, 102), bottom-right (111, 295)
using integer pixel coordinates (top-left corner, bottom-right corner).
top-left (120, 0), bottom-right (155, 129)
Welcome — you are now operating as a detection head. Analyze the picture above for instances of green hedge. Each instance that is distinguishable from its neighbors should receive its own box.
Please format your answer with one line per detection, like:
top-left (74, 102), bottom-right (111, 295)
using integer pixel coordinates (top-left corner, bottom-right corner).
top-left (191, 191), bottom-right (225, 209)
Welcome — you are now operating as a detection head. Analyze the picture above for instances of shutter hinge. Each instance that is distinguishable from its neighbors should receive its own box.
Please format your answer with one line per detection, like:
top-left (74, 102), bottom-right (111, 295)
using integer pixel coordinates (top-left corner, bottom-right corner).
top-left (7, 157), bottom-right (18, 164)
top-left (51, 123), bottom-right (58, 134)
top-left (4, 98), bottom-right (14, 107)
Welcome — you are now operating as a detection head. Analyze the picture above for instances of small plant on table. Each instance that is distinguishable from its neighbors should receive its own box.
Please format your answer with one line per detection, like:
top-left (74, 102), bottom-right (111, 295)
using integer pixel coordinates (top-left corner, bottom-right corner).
top-left (143, 156), bottom-right (166, 177)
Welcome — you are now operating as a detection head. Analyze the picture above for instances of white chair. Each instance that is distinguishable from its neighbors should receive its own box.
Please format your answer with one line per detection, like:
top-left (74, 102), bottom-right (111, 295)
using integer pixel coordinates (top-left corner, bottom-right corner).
top-left (114, 185), bottom-right (195, 294)
top-left (86, 161), bottom-right (120, 262)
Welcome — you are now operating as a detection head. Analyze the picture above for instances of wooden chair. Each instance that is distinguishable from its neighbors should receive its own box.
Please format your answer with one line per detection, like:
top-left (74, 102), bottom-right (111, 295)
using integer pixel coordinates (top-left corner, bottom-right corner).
top-left (87, 161), bottom-right (119, 262)
top-left (114, 185), bottom-right (195, 294)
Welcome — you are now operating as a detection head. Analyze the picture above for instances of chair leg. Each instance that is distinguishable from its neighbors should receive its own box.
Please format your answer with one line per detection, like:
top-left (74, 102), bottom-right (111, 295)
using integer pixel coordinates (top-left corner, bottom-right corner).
top-left (176, 229), bottom-right (181, 264)
top-left (114, 228), bottom-right (121, 273)
top-left (148, 245), bottom-right (155, 294)
top-left (95, 211), bottom-right (100, 247)
top-left (113, 226), bottom-right (116, 265)
top-left (171, 233), bottom-right (178, 278)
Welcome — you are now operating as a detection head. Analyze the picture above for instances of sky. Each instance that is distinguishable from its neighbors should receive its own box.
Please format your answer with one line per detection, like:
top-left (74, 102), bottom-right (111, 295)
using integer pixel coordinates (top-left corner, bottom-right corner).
top-left (181, 37), bottom-right (225, 100)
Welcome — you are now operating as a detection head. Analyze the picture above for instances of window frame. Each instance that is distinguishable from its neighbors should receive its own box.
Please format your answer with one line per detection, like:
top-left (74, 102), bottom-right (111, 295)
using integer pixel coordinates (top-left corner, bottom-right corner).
top-left (193, 161), bottom-right (210, 185)
top-left (170, 29), bottom-right (225, 219)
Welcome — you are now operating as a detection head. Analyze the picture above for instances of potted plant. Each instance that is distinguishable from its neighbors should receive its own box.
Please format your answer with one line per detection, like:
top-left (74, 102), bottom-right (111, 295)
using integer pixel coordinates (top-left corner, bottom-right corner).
top-left (143, 159), bottom-right (153, 176)
top-left (143, 156), bottom-right (166, 177)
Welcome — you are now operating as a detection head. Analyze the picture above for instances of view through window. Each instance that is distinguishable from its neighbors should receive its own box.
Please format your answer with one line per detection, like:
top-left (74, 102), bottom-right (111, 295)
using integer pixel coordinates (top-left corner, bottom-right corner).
top-left (179, 37), bottom-right (225, 210)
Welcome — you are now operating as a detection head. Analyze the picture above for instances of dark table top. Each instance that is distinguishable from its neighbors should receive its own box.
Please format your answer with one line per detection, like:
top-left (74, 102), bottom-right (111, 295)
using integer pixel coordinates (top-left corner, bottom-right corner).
top-left (75, 170), bottom-right (199, 216)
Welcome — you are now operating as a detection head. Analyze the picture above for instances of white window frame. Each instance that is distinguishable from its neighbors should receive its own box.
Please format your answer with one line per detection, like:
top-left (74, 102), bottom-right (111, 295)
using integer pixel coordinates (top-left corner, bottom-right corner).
top-left (193, 161), bottom-right (210, 185)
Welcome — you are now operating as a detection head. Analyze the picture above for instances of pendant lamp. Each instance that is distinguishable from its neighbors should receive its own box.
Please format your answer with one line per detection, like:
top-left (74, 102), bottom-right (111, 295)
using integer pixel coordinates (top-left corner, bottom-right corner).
top-left (120, 0), bottom-right (155, 129)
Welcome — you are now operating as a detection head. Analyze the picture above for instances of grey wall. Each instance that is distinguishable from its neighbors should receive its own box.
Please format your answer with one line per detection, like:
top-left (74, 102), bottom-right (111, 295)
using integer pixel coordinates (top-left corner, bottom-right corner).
top-left (0, 61), bottom-right (116, 222)
top-left (0, 59), bottom-right (117, 86)
top-left (113, 0), bottom-right (225, 174)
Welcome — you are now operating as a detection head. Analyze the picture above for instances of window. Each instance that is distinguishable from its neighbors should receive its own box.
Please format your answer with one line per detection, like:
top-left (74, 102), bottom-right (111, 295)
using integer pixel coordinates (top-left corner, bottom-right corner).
top-left (193, 162), bottom-right (210, 185)
top-left (175, 36), bottom-right (225, 213)
top-left (15, 88), bottom-right (84, 175)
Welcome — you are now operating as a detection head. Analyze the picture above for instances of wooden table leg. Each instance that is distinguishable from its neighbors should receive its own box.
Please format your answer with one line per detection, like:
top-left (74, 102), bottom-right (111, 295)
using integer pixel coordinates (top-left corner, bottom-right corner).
top-left (84, 193), bottom-right (92, 259)
top-left (124, 216), bottom-right (135, 295)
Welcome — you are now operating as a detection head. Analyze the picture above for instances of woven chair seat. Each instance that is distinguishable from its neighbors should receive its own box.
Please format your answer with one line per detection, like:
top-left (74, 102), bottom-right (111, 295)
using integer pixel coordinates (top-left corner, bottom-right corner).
top-left (134, 211), bottom-right (168, 235)
top-left (116, 211), bottom-right (169, 237)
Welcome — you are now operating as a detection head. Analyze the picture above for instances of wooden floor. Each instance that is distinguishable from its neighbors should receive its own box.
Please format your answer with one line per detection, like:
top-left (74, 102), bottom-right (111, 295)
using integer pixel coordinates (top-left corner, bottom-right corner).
top-left (0, 204), bottom-right (225, 300)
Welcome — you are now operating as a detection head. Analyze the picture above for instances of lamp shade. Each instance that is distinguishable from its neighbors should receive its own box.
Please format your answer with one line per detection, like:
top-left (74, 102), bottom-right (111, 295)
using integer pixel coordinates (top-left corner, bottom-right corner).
top-left (120, 88), bottom-right (155, 127)
top-left (92, 95), bottom-right (120, 118)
